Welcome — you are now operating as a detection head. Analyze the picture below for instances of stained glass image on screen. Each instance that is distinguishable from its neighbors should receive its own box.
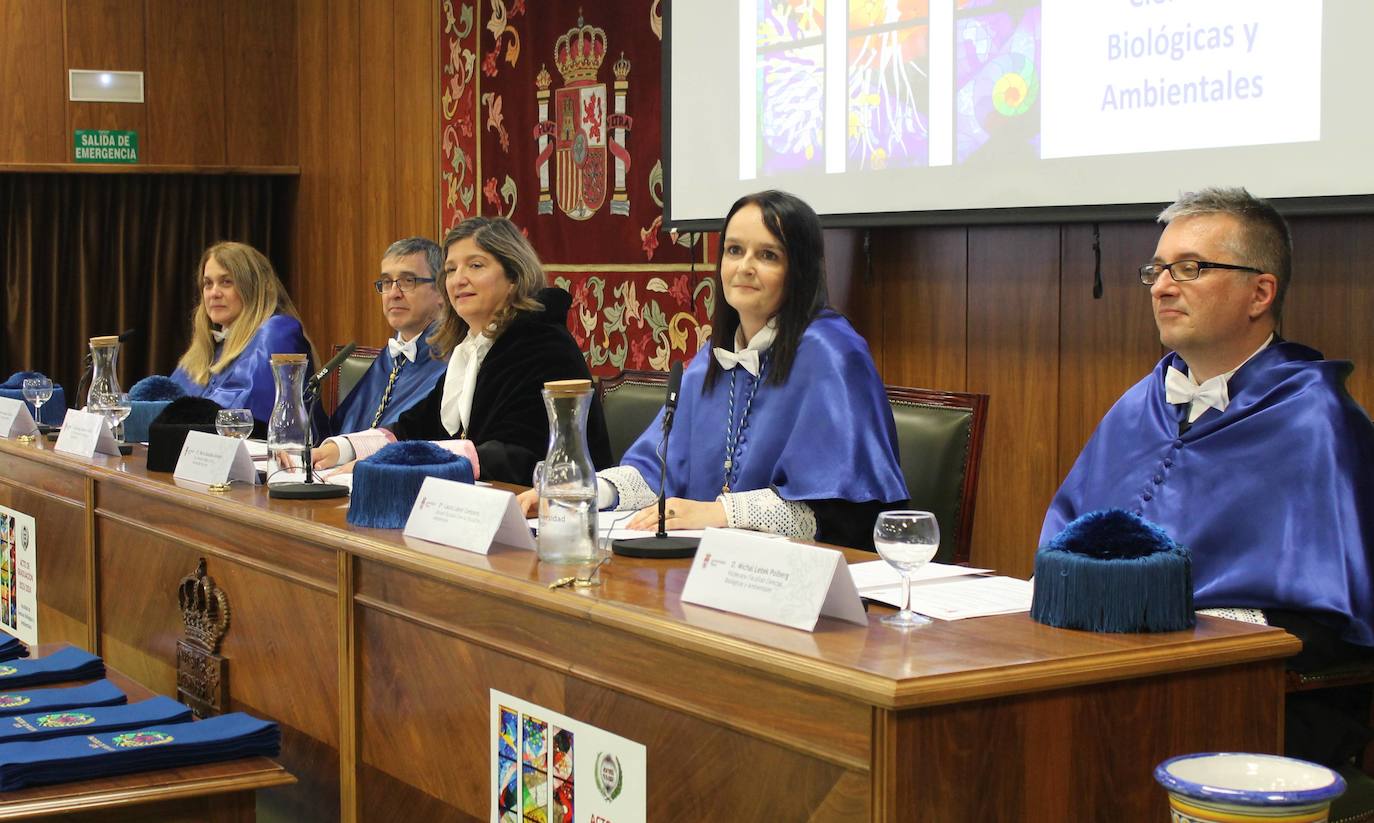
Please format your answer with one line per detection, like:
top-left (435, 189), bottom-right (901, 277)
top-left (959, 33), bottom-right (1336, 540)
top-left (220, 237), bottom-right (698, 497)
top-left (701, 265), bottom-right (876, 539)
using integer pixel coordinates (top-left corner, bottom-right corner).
top-left (551, 727), bottom-right (574, 823)
top-left (758, 1), bottom-right (826, 174)
top-left (847, 2), bottom-right (930, 171)
top-left (498, 707), bottom-right (519, 823)
top-left (956, 0), bottom-right (1040, 163)
top-left (522, 715), bottom-right (549, 823)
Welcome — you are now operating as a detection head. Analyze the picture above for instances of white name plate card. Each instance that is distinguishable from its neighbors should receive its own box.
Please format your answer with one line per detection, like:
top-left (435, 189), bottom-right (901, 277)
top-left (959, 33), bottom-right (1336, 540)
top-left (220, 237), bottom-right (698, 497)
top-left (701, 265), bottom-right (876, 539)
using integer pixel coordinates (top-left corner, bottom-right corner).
top-left (403, 476), bottom-right (535, 555)
top-left (0, 398), bottom-right (38, 439)
top-left (174, 430), bottom-right (259, 487)
top-left (680, 529), bottom-right (868, 631)
top-left (53, 409), bottom-right (120, 458)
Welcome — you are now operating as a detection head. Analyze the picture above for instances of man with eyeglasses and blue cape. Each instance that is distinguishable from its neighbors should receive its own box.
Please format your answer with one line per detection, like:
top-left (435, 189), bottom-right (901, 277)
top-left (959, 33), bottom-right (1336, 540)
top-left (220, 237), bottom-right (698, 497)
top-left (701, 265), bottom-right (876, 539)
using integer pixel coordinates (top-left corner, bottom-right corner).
top-left (330, 238), bottom-right (450, 435)
top-left (1041, 187), bottom-right (1374, 767)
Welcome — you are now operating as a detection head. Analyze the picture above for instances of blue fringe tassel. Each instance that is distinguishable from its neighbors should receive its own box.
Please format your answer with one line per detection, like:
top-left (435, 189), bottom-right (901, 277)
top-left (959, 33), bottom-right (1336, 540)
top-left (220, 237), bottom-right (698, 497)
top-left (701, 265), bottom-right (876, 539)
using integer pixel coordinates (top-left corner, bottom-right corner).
top-left (129, 375), bottom-right (186, 402)
top-left (346, 442), bottom-right (475, 529)
top-left (1030, 509), bottom-right (1195, 633)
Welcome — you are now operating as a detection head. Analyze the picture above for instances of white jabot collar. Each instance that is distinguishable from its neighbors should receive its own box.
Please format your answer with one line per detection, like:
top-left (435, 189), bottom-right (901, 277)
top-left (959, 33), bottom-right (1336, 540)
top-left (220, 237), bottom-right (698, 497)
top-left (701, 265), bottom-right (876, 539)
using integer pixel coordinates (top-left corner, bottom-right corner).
top-left (1166, 334), bottom-right (1273, 423)
top-left (712, 318), bottom-right (778, 377)
top-left (210, 326), bottom-right (229, 344)
top-left (439, 333), bottom-right (496, 436)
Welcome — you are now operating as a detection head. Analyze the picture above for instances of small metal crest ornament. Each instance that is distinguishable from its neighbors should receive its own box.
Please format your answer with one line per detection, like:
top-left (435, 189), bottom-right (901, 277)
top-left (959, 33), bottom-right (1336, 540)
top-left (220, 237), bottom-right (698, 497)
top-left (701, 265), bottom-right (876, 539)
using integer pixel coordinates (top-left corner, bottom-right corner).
top-left (176, 559), bottom-right (230, 718)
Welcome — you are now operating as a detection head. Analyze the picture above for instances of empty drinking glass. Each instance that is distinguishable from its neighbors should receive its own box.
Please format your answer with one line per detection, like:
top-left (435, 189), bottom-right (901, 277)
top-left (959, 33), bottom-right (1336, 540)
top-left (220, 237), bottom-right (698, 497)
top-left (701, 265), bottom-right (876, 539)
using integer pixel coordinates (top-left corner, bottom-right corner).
top-left (21, 378), bottom-right (52, 425)
top-left (873, 510), bottom-right (940, 628)
top-left (215, 409), bottom-right (254, 440)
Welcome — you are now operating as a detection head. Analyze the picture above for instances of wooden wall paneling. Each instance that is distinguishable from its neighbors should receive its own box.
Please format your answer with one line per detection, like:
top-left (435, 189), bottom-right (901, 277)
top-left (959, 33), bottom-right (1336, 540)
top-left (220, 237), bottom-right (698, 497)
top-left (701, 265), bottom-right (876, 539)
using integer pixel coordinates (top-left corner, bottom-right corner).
top-left (0, 0), bottom-right (66, 163)
top-left (872, 226), bottom-right (968, 392)
top-left (966, 226), bottom-right (1060, 577)
top-left (1056, 222), bottom-right (1162, 478)
top-left (143, 0), bottom-right (225, 165)
top-left (1283, 214), bottom-right (1374, 412)
top-left (357, 0), bottom-right (400, 348)
top-left (64, 0), bottom-right (149, 152)
top-left (393, 0), bottom-right (440, 240)
top-left (293, 0), bottom-right (335, 347)
top-left (222, 0), bottom-right (298, 167)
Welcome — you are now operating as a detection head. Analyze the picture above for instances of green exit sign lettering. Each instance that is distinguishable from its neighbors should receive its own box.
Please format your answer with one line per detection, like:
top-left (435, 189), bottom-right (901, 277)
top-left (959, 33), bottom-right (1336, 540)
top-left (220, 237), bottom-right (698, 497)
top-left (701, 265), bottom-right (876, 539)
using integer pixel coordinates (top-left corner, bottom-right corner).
top-left (73, 130), bottom-right (139, 163)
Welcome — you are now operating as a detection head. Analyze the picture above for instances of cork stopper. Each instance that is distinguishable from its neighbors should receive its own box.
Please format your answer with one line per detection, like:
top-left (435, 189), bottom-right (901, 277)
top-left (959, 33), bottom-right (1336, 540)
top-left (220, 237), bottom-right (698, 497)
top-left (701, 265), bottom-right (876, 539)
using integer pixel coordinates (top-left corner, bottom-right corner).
top-left (89, 335), bottom-right (119, 346)
top-left (543, 378), bottom-right (592, 396)
top-left (270, 353), bottom-right (308, 365)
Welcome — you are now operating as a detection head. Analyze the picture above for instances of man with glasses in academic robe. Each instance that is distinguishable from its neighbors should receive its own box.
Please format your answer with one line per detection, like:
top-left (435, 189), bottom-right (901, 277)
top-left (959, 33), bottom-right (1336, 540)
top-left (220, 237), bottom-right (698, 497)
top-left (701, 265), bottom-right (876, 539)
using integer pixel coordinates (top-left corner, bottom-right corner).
top-left (1041, 187), bottom-right (1374, 767)
top-left (329, 238), bottom-right (449, 435)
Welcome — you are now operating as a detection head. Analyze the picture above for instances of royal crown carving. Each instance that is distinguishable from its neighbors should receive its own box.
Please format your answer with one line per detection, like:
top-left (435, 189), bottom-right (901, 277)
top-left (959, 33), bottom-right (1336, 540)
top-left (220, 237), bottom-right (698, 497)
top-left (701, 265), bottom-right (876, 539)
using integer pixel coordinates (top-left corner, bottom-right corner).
top-left (178, 559), bottom-right (230, 654)
top-left (554, 15), bottom-right (607, 84)
top-left (612, 51), bottom-right (630, 82)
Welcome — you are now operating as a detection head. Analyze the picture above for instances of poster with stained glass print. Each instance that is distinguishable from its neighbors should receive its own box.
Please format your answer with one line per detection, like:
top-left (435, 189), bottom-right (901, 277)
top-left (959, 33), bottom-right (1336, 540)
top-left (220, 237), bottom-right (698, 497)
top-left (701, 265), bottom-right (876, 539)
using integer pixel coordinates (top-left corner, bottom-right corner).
top-left (0, 508), bottom-right (35, 646)
top-left (491, 690), bottom-right (645, 822)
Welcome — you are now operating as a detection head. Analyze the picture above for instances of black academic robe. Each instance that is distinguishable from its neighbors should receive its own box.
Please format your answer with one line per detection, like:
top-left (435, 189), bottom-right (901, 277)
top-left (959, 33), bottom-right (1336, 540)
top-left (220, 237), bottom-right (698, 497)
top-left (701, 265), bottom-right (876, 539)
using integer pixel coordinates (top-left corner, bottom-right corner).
top-left (389, 293), bottom-right (611, 485)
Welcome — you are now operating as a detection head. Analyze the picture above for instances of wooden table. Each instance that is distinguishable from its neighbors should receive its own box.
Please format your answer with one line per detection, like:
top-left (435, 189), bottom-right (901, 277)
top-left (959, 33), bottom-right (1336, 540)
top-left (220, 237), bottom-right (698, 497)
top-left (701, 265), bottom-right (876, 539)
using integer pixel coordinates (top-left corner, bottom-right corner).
top-left (0, 644), bottom-right (293, 821)
top-left (0, 437), bottom-right (1299, 821)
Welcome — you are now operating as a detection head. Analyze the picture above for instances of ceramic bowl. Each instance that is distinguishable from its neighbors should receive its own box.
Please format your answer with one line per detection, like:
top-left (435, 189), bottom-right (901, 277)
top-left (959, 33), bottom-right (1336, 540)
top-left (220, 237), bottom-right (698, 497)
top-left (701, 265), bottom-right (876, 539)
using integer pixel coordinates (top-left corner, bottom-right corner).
top-left (1154, 752), bottom-right (1345, 822)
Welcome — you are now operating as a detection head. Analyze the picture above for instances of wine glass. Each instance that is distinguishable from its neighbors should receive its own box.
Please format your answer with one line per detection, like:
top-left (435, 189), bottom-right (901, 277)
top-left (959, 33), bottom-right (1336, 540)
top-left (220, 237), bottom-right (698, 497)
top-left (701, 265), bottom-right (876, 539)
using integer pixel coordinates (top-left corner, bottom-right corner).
top-left (215, 409), bottom-right (254, 441)
top-left (21, 378), bottom-right (53, 426)
top-left (90, 391), bottom-right (132, 443)
top-left (873, 510), bottom-right (940, 628)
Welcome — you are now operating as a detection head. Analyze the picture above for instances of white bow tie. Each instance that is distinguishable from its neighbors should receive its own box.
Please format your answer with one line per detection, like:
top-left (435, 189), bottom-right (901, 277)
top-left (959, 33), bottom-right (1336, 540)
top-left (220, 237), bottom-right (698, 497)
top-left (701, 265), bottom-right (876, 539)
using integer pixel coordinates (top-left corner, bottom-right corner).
top-left (388, 337), bottom-right (416, 363)
top-left (1165, 366), bottom-right (1229, 415)
top-left (713, 347), bottom-right (761, 377)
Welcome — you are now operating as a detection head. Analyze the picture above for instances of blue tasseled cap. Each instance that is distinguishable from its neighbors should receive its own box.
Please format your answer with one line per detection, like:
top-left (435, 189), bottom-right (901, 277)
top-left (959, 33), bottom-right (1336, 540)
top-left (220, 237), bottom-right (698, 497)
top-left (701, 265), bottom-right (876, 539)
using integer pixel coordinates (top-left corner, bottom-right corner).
top-left (129, 375), bottom-right (186, 401)
top-left (1, 372), bottom-right (45, 389)
top-left (1030, 509), bottom-right (1195, 633)
top-left (346, 441), bottom-right (475, 529)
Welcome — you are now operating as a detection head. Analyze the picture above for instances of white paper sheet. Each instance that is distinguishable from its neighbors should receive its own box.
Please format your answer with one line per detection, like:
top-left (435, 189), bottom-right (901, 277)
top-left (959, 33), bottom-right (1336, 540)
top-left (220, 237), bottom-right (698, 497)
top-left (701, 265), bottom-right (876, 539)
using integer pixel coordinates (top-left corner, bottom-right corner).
top-left (865, 575), bottom-right (1033, 620)
top-left (847, 559), bottom-right (991, 591)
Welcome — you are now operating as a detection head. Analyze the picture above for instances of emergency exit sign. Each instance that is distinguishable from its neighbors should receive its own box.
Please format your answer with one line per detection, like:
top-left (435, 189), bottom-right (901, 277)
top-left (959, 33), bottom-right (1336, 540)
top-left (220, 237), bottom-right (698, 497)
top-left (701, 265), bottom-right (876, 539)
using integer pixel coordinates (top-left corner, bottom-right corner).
top-left (74, 130), bottom-right (139, 163)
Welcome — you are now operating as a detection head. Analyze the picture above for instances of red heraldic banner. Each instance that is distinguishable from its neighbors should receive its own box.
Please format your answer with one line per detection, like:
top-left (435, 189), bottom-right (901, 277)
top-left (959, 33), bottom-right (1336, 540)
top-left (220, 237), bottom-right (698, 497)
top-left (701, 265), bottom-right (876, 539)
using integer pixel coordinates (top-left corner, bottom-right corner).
top-left (439, 0), bottom-right (714, 375)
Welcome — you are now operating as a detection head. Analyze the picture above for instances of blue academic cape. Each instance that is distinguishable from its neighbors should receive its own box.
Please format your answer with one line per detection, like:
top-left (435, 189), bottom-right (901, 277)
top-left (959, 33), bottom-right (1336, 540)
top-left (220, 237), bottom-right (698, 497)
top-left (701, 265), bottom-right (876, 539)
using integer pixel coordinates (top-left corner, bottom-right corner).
top-left (171, 315), bottom-right (315, 426)
top-left (1041, 341), bottom-right (1374, 647)
top-left (622, 312), bottom-right (908, 508)
top-left (329, 326), bottom-right (447, 436)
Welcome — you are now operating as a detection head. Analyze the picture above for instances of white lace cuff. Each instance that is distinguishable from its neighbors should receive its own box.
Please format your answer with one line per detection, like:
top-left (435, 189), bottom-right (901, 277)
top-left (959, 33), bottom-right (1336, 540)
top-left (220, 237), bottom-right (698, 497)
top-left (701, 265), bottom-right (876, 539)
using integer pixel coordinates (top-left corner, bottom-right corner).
top-left (599, 465), bottom-right (657, 511)
top-left (344, 428), bottom-right (397, 462)
top-left (721, 488), bottom-right (817, 541)
top-left (1197, 607), bottom-right (1268, 625)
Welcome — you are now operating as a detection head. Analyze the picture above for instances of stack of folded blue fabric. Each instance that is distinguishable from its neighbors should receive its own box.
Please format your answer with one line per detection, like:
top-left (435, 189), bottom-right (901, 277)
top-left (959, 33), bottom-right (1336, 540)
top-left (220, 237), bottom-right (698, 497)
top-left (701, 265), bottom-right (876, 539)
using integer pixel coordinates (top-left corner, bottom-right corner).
top-left (0, 680), bottom-right (127, 718)
top-left (0, 712), bottom-right (281, 790)
top-left (0, 696), bottom-right (190, 743)
top-left (0, 635), bottom-right (28, 662)
top-left (0, 647), bottom-right (103, 689)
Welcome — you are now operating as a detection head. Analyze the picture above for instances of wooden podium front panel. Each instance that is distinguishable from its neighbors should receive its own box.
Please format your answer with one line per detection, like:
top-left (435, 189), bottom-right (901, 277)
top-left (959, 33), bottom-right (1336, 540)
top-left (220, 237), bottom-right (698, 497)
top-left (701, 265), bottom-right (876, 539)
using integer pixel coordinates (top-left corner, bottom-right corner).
top-left (91, 481), bottom-right (343, 823)
top-left (354, 559), bottom-right (873, 821)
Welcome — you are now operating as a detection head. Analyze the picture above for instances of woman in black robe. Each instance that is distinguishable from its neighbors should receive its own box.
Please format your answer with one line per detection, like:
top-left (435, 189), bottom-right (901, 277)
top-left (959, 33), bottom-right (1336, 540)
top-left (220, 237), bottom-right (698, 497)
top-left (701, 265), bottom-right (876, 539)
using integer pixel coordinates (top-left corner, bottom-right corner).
top-left (314, 217), bottom-right (610, 484)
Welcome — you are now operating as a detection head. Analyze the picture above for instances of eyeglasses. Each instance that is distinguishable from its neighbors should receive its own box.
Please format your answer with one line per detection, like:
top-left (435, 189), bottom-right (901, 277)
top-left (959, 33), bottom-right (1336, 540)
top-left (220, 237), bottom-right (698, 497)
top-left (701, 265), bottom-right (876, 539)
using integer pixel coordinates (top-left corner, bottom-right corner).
top-left (373, 275), bottom-right (436, 294)
top-left (1138, 260), bottom-right (1262, 285)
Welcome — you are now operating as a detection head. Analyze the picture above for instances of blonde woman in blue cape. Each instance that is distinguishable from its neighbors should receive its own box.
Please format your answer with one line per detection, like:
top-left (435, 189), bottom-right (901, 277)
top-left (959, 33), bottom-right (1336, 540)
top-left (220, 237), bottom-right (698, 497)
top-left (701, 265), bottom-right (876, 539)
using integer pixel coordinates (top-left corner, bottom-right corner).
top-left (171, 242), bottom-right (319, 427)
top-left (519, 190), bottom-right (908, 549)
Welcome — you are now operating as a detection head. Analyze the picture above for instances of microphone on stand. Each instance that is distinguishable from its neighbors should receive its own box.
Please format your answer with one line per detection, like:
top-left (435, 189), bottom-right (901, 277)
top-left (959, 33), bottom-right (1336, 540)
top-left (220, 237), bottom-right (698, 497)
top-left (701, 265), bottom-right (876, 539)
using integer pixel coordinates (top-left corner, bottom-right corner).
top-left (612, 361), bottom-right (701, 559)
top-left (268, 342), bottom-right (356, 500)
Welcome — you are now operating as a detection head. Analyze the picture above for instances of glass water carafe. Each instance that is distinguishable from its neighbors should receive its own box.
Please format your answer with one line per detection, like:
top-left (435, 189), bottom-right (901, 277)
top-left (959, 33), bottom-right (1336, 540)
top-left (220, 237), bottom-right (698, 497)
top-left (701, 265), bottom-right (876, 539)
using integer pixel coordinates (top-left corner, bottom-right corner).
top-left (536, 379), bottom-right (599, 564)
top-left (87, 335), bottom-right (124, 439)
top-left (267, 354), bottom-right (309, 476)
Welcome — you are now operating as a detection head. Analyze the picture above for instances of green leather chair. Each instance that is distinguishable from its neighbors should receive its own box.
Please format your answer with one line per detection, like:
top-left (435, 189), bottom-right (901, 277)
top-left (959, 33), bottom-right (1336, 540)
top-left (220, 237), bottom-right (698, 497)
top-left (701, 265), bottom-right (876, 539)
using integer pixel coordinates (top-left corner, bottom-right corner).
top-left (598, 369), bottom-right (671, 465)
top-left (885, 386), bottom-right (988, 565)
top-left (326, 344), bottom-right (382, 414)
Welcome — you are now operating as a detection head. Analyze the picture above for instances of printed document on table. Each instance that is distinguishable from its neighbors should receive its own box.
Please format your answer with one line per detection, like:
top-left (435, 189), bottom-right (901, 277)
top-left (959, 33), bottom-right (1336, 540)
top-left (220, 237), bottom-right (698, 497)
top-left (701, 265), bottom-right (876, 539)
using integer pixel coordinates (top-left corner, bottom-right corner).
top-left (865, 575), bottom-right (1034, 620)
top-left (847, 560), bottom-right (990, 592)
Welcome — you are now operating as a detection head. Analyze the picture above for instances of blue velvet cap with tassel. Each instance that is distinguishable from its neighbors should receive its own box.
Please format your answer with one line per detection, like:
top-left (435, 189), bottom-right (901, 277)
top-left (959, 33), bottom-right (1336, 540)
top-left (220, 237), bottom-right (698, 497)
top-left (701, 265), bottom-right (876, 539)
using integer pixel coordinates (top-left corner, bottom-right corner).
top-left (346, 441), bottom-right (475, 529)
top-left (1030, 509), bottom-right (1195, 633)
top-left (125, 376), bottom-right (187, 442)
top-left (129, 376), bottom-right (185, 402)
